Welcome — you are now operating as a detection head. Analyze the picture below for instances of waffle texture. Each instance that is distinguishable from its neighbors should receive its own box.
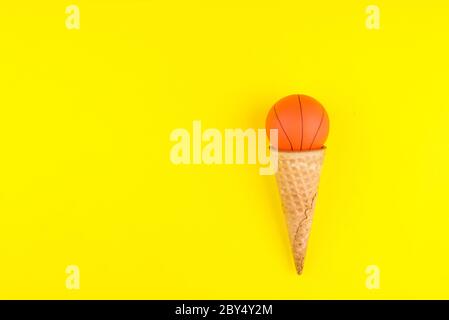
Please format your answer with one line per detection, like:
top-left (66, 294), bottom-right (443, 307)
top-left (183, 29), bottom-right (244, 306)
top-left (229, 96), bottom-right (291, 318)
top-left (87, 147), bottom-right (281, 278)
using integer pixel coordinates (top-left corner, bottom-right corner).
top-left (273, 148), bottom-right (325, 274)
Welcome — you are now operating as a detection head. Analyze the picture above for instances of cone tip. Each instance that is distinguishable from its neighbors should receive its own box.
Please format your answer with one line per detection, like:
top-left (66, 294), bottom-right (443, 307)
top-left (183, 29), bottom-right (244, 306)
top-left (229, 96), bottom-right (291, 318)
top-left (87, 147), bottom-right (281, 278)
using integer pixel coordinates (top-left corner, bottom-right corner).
top-left (294, 260), bottom-right (304, 275)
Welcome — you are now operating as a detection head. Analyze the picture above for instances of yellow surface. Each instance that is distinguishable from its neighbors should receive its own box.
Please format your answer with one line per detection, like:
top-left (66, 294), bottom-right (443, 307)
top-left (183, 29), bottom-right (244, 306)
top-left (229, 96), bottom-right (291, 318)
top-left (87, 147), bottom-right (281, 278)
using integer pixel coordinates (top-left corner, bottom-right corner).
top-left (0, 0), bottom-right (449, 299)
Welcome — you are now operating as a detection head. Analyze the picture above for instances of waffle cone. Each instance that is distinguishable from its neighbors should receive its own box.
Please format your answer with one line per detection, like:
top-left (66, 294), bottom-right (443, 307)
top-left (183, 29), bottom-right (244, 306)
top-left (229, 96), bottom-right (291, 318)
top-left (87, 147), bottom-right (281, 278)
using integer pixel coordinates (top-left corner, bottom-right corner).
top-left (273, 148), bottom-right (325, 274)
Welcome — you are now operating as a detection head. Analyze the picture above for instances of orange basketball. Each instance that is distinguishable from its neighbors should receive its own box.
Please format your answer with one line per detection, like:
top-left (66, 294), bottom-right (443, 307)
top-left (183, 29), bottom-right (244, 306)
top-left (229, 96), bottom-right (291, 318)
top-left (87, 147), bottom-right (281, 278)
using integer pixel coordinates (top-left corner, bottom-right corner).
top-left (265, 94), bottom-right (329, 151)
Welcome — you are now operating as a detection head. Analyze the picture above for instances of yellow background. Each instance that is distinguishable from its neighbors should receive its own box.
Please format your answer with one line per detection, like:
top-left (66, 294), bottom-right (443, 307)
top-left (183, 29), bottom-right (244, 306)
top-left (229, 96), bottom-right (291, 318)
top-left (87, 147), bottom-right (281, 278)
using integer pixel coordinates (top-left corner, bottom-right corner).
top-left (0, 0), bottom-right (448, 299)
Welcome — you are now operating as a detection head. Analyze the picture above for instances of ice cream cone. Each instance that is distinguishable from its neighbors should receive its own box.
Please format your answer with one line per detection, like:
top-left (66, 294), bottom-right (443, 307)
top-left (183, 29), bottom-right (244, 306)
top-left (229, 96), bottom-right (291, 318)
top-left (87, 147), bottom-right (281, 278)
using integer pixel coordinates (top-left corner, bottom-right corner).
top-left (272, 147), bottom-right (325, 274)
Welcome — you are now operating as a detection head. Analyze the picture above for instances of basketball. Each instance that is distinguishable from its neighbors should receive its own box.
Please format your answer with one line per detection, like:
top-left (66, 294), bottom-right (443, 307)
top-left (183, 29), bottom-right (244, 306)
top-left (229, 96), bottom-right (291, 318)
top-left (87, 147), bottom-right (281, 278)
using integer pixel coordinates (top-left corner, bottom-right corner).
top-left (265, 94), bottom-right (329, 151)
